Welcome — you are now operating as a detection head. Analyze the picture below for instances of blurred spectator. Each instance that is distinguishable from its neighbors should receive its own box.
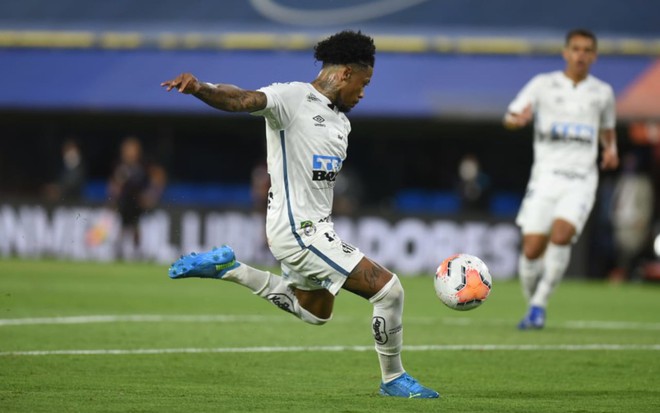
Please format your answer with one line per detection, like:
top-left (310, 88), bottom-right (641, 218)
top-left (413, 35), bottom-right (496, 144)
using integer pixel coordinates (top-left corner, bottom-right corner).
top-left (456, 153), bottom-right (491, 212)
top-left (43, 138), bottom-right (86, 202)
top-left (608, 151), bottom-right (654, 282)
top-left (108, 136), bottom-right (167, 258)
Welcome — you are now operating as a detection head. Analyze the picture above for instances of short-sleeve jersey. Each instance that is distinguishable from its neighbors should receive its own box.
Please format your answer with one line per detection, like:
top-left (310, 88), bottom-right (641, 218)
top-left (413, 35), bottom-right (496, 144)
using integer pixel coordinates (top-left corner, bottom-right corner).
top-left (507, 71), bottom-right (616, 176)
top-left (251, 82), bottom-right (351, 259)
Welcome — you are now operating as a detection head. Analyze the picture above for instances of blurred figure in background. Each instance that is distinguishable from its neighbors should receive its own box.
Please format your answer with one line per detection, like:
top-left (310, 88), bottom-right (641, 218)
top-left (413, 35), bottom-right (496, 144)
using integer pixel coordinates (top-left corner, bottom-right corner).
top-left (456, 153), bottom-right (491, 213)
top-left (108, 136), bottom-right (166, 259)
top-left (609, 151), bottom-right (654, 282)
top-left (43, 138), bottom-right (87, 202)
top-left (503, 29), bottom-right (619, 329)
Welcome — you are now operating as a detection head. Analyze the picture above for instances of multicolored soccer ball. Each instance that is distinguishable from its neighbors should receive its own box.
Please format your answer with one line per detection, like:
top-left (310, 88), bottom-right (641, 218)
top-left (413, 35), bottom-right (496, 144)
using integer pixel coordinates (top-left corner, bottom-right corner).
top-left (434, 253), bottom-right (492, 311)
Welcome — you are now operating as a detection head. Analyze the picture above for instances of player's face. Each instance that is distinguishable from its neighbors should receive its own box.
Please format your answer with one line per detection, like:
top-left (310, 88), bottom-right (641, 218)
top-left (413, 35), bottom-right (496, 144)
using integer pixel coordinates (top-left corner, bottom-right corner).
top-left (563, 35), bottom-right (597, 78)
top-left (336, 65), bottom-right (373, 113)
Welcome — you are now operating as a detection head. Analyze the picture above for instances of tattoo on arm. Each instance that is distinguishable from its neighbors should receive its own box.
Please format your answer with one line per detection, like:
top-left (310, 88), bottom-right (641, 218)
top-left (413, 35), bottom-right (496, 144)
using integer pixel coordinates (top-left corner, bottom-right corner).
top-left (356, 262), bottom-right (388, 291)
top-left (194, 83), bottom-right (267, 113)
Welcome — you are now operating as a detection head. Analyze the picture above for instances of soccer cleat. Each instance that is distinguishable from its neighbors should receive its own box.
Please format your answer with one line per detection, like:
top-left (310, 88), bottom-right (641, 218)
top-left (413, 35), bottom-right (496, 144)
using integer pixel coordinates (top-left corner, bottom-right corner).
top-left (168, 245), bottom-right (240, 279)
top-left (379, 373), bottom-right (440, 399)
top-left (517, 305), bottom-right (546, 330)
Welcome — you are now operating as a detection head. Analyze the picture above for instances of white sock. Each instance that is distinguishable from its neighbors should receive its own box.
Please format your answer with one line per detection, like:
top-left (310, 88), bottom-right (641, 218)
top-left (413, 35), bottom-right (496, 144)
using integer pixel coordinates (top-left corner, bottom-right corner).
top-left (530, 243), bottom-right (571, 308)
top-left (370, 275), bottom-right (405, 383)
top-left (223, 263), bottom-right (329, 325)
top-left (518, 254), bottom-right (543, 303)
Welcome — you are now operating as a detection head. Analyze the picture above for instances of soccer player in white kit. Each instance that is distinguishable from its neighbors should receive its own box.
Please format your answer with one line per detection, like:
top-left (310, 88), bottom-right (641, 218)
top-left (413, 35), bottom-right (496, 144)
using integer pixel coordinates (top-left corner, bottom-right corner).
top-left (161, 31), bottom-right (439, 398)
top-left (503, 29), bottom-right (619, 329)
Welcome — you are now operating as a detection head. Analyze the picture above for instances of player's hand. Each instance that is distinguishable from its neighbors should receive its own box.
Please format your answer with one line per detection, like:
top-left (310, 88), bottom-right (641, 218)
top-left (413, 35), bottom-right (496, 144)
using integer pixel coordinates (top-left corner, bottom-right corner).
top-left (600, 146), bottom-right (619, 170)
top-left (503, 104), bottom-right (533, 130)
top-left (161, 73), bottom-right (202, 94)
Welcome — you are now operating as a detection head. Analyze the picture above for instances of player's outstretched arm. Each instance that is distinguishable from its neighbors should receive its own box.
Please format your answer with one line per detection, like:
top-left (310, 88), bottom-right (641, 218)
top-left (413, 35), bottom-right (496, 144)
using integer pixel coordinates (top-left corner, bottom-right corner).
top-left (599, 129), bottom-right (619, 170)
top-left (161, 73), bottom-right (267, 113)
top-left (503, 104), bottom-right (533, 130)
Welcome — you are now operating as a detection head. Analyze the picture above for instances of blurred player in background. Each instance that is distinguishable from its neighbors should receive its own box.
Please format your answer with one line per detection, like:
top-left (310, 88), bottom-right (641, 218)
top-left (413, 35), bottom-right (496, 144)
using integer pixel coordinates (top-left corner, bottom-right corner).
top-left (503, 29), bottom-right (619, 329)
top-left (161, 30), bottom-right (439, 398)
top-left (108, 136), bottom-right (167, 259)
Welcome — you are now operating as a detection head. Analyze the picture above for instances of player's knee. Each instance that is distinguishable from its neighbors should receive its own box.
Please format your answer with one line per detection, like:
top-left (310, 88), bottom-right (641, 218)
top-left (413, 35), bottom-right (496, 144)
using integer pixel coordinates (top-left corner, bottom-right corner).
top-left (370, 274), bottom-right (404, 307)
top-left (549, 231), bottom-right (574, 245)
top-left (550, 219), bottom-right (576, 245)
top-left (522, 240), bottom-right (546, 260)
top-left (300, 308), bottom-right (331, 325)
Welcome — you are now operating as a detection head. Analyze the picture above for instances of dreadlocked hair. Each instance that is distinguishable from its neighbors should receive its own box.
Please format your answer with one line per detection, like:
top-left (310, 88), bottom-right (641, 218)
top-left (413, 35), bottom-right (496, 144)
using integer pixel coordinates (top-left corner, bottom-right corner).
top-left (314, 30), bottom-right (376, 68)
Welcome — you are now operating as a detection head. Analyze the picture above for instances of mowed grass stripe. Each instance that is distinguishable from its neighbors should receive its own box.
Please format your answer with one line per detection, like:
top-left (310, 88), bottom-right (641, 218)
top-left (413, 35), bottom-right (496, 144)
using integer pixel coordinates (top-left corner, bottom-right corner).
top-left (3, 343), bottom-right (660, 357)
top-left (2, 314), bottom-right (660, 331)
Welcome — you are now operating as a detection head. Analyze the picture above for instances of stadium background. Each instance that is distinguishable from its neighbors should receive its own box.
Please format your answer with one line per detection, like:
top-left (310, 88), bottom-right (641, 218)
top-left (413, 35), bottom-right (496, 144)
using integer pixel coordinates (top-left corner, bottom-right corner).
top-left (1, 0), bottom-right (659, 280)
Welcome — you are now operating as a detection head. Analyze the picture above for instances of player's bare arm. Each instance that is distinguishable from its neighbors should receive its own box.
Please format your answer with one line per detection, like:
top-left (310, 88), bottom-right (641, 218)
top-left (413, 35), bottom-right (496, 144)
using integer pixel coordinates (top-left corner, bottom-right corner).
top-left (503, 104), bottom-right (533, 129)
top-left (599, 128), bottom-right (619, 170)
top-left (161, 72), bottom-right (267, 113)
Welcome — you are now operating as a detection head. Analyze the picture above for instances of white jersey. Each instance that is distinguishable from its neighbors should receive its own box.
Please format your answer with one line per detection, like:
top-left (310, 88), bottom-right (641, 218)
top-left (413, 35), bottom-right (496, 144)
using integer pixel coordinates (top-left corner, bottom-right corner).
top-left (508, 71), bottom-right (616, 178)
top-left (252, 82), bottom-right (351, 259)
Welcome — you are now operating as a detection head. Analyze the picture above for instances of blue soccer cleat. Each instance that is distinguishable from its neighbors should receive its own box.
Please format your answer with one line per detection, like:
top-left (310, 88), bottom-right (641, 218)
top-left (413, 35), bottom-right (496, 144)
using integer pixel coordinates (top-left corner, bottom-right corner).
top-left (168, 245), bottom-right (240, 279)
top-left (517, 305), bottom-right (546, 330)
top-left (379, 373), bottom-right (440, 399)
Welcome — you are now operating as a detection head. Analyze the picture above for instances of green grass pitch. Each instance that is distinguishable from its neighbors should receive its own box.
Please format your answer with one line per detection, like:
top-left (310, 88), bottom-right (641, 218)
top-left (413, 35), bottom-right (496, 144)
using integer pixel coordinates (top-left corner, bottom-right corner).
top-left (1, 259), bottom-right (659, 412)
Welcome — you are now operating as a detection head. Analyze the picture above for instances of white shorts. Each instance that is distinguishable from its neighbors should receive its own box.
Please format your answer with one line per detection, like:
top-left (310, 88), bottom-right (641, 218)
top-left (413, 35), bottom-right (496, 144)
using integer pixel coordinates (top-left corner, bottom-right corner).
top-left (278, 224), bottom-right (364, 296)
top-left (516, 169), bottom-right (597, 240)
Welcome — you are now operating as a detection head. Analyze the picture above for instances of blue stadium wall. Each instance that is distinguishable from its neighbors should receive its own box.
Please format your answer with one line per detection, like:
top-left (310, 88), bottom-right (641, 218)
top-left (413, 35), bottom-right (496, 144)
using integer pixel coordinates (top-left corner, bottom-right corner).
top-left (1, 48), bottom-right (656, 120)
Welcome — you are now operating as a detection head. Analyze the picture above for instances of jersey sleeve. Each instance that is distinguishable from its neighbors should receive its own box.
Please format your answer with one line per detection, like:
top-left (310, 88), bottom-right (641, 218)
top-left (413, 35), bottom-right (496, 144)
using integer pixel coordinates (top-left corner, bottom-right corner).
top-left (507, 75), bottom-right (543, 114)
top-left (250, 83), bottom-right (302, 130)
top-left (600, 85), bottom-right (616, 130)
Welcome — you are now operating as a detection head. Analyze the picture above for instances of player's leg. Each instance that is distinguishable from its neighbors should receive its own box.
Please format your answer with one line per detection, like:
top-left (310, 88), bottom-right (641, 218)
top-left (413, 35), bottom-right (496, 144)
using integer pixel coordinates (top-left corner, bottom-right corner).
top-left (515, 187), bottom-right (554, 307)
top-left (529, 218), bottom-right (575, 309)
top-left (525, 177), bottom-right (596, 328)
top-left (343, 257), bottom-right (439, 398)
top-left (515, 190), bottom-right (555, 329)
top-left (519, 233), bottom-right (548, 302)
top-left (168, 246), bottom-right (332, 325)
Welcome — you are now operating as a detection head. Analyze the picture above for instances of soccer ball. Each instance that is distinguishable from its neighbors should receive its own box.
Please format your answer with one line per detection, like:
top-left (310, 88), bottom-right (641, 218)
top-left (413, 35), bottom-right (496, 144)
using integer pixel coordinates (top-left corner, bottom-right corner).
top-left (434, 253), bottom-right (492, 311)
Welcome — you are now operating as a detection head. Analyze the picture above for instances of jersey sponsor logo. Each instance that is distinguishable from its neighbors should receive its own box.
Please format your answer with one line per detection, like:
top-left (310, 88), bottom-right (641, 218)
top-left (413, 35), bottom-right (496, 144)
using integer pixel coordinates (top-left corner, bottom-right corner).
top-left (312, 115), bottom-right (326, 127)
top-left (312, 154), bottom-right (342, 182)
top-left (544, 122), bottom-right (595, 144)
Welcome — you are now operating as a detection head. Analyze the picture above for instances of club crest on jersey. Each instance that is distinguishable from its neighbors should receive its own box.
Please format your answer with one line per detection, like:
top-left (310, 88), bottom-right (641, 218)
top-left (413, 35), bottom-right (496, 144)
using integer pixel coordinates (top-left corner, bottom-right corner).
top-left (312, 154), bottom-right (342, 182)
top-left (300, 220), bottom-right (317, 236)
